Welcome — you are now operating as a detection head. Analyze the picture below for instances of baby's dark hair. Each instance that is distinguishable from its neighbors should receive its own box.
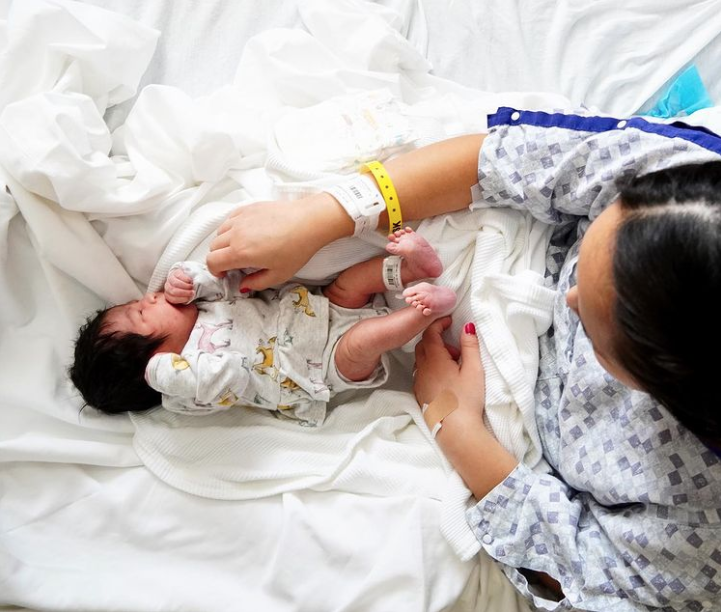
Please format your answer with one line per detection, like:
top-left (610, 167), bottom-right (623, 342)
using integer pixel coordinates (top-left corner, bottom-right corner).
top-left (612, 161), bottom-right (721, 439)
top-left (69, 307), bottom-right (166, 414)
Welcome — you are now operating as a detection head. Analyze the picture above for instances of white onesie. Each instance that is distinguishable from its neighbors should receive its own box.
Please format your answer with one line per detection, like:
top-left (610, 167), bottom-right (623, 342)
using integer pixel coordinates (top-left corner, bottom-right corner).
top-left (145, 262), bottom-right (390, 426)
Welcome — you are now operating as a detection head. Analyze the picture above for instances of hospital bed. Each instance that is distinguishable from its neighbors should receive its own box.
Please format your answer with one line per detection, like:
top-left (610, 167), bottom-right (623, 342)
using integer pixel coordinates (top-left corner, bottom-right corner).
top-left (2, 1), bottom-right (721, 610)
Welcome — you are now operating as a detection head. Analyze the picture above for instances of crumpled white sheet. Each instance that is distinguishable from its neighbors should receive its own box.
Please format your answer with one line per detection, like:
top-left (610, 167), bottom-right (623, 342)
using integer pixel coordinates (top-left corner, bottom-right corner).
top-left (4, 0), bottom-right (721, 610)
top-left (416, 0), bottom-right (721, 117)
top-left (121, 4), bottom-right (560, 565)
top-left (134, 201), bottom-right (554, 562)
top-left (0, 1), bottom-right (542, 610)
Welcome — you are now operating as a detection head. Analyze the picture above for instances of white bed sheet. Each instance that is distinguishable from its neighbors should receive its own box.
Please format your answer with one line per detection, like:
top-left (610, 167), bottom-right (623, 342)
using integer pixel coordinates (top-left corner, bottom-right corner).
top-left (3, 1), bottom-right (721, 611)
top-left (80, 0), bottom-right (721, 119)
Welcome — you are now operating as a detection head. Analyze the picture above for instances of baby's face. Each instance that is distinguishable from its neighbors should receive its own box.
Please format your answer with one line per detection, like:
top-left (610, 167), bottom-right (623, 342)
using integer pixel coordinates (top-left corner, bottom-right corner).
top-left (104, 292), bottom-right (198, 354)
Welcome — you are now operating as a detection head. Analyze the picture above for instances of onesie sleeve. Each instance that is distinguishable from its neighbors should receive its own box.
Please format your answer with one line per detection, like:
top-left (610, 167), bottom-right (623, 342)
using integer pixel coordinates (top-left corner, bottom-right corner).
top-left (145, 350), bottom-right (250, 415)
top-left (170, 260), bottom-right (246, 303)
top-left (469, 462), bottom-right (721, 611)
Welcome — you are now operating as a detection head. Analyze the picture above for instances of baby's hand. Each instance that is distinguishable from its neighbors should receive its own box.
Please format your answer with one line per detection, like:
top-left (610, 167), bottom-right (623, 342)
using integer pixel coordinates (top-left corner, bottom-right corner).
top-left (164, 269), bottom-right (195, 304)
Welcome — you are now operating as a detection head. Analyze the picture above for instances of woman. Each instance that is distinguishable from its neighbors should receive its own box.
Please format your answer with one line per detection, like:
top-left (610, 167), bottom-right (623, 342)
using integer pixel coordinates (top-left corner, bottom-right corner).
top-left (207, 107), bottom-right (721, 611)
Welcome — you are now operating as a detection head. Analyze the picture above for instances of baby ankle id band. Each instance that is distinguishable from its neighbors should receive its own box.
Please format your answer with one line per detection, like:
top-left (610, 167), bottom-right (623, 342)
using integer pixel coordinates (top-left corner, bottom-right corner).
top-left (382, 255), bottom-right (403, 291)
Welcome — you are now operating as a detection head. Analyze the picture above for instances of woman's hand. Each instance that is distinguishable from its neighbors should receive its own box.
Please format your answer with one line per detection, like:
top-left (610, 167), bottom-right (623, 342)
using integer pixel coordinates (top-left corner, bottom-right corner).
top-left (414, 317), bottom-right (485, 420)
top-left (415, 317), bottom-right (518, 500)
top-left (206, 193), bottom-right (353, 291)
top-left (164, 269), bottom-right (195, 304)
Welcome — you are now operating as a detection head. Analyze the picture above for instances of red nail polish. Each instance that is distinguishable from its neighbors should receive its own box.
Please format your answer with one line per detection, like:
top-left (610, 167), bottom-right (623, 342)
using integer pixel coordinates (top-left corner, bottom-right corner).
top-left (240, 287), bottom-right (250, 294)
top-left (464, 322), bottom-right (476, 335)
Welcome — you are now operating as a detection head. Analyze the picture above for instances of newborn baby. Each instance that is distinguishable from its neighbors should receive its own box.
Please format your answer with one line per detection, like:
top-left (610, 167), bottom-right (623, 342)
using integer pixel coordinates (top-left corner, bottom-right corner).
top-left (71, 229), bottom-right (456, 425)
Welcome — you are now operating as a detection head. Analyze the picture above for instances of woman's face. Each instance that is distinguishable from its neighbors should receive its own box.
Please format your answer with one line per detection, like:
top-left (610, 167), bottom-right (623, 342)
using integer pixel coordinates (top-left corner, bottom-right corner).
top-left (565, 201), bottom-right (640, 390)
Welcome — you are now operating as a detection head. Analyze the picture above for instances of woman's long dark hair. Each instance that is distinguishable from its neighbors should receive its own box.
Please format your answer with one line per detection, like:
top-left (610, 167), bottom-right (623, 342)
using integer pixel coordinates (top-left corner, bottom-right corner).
top-left (613, 161), bottom-right (721, 437)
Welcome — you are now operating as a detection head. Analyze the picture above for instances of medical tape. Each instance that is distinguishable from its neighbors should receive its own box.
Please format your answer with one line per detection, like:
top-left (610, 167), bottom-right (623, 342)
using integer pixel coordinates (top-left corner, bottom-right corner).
top-left (421, 388), bottom-right (458, 438)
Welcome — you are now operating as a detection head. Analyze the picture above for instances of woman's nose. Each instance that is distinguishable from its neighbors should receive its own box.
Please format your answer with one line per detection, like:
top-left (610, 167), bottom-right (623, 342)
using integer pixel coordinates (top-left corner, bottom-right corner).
top-left (565, 286), bottom-right (579, 314)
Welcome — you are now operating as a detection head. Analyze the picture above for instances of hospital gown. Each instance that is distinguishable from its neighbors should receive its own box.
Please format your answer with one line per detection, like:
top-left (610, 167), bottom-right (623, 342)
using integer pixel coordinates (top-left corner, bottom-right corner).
top-left (468, 108), bottom-right (721, 611)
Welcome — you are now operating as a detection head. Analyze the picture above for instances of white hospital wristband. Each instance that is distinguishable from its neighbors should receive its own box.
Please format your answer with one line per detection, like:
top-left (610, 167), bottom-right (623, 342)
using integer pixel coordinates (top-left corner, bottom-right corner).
top-left (325, 174), bottom-right (386, 236)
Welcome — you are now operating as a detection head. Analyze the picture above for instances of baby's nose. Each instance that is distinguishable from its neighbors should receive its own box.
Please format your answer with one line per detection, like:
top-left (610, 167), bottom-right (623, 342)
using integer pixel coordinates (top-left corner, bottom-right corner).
top-left (144, 292), bottom-right (158, 305)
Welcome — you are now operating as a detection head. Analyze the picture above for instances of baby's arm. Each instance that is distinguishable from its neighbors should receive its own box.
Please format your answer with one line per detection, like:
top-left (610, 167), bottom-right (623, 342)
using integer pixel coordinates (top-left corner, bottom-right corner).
top-left (164, 261), bottom-right (246, 304)
top-left (145, 350), bottom-right (250, 415)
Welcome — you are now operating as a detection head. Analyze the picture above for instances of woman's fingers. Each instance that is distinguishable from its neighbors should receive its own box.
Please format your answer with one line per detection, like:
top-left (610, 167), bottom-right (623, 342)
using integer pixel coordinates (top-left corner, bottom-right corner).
top-left (240, 269), bottom-right (278, 292)
top-left (421, 316), bottom-right (452, 348)
top-left (446, 344), bottom-right (461, 360)
top-left (435, 316), bottom-right (453, 331)
top-left (215, 219), bottom-right (231, 235)
top-left (215, 206), bottom-right (247, 235)
top-left (413, 318), bottom-right (461, 406)
top-left (457, 322), bottom-right (486, 409)
top-left (459, 323), bottom-right (481, 371)
top-left (206, 246), bottom-right (236, 278)
top-left (207, 231), bottom-right (237, 277)
top-left (415, 316), bottom-right (454, 365)
top-left (209, 231), bottom-right (231, 251)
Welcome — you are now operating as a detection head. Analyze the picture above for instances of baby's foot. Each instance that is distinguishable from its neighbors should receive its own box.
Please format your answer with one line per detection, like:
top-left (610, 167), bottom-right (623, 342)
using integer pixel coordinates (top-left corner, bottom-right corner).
top-left (386, 227), bottom-right (443, 283)
top-left (402, 282), bottom-right (456, 317)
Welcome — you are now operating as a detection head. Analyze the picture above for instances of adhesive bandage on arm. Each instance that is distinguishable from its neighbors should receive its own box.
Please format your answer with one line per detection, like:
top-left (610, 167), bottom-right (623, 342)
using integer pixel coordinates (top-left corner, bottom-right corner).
top-left (422, 388), bottom-right (459, 438)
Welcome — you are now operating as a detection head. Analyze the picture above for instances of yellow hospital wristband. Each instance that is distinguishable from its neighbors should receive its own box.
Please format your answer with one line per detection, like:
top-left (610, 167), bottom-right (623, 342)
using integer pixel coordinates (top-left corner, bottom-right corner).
top-left (362, 160), bottom-right (403, 234)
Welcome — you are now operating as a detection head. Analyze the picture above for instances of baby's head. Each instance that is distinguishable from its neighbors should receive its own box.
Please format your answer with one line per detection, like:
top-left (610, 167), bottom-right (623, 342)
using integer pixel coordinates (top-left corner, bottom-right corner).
top-left (70, 292), bottom-right (197, 414)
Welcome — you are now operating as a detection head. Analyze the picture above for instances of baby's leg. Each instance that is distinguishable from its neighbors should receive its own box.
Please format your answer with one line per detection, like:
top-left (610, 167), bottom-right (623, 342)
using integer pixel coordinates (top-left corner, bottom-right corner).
top-left (334, 285), bottom-right (456, 382)
top-left (323, 228), bottom-right (442, 309)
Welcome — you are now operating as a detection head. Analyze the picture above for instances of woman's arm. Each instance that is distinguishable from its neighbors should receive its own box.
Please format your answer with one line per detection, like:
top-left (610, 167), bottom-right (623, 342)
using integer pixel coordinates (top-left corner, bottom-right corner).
top-left (414, 318), bottom-right (563, 602)
top-left (413, 317), bottom-right (518, 499)
top-left (375, 133), bottom-right (486, 225)
top-left (206, 134), bottom-right (485, 290)
top-left (414, 319), bottom-right (721, 610)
